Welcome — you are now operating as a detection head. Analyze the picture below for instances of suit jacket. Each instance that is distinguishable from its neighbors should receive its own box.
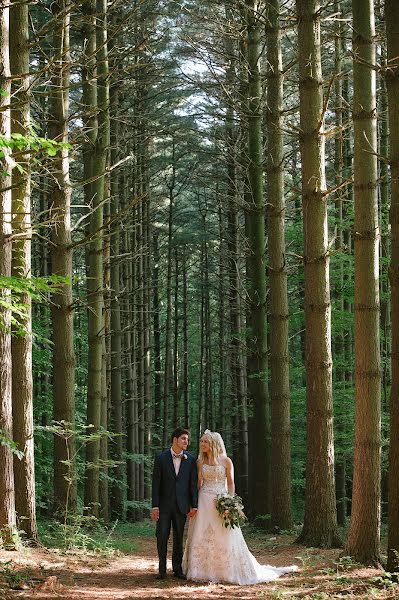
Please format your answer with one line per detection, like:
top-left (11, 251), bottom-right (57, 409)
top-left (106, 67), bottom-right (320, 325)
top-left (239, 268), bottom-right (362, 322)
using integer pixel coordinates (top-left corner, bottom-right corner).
top-left (152, 449), bottom-right (198, 515)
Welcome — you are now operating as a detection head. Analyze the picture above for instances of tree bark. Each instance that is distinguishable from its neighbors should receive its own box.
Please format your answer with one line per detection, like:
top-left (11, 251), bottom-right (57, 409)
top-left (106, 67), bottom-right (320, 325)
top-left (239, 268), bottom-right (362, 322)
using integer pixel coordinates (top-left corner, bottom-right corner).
top-left (83, 0), bottom-right (105, 517)
top-left (224, 7), bottom-right (248, 504)
top-left (245, 0), bottom-right (270, 522)
top-left (203, 232), bottom-right (214, 430)
top-left (332, 0), bottom-right (347, 528)
top-left (385, 0), bottom-right (399, 573)
top-left (100, 213), bottom-right (110, 522)
top-left (295, 0), bottom-right (341, 547)
top-left (109, 81), bottom-right (123, 521)
top-left (217, 203), bottom-right (226, 433)
top-left (10, 0), bottom-right (37, 539)
top-left (163, 154), bottom-right (175, 446)
top-left (173, 247), bottom-right (179, 426)
top-left (265, 0), bottom-right (293, 532)
top-left (182, 248), bottom-right (189, 428)
top-left (124, 182), bottom-right (138, 520)
top-left (345, 0), bottom-right (381, 565)
top-left (153, 231), bottom-right (162, 435)
top-left (0, 0), bottom-right (17, 548)
top-left (48, 0), bottom-right (77, 518)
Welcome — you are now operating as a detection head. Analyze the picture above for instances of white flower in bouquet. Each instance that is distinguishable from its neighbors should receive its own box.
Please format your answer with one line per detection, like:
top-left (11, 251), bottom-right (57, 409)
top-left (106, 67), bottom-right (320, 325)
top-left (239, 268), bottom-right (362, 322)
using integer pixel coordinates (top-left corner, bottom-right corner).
top-left (215, 493), bottom-right (247, 529)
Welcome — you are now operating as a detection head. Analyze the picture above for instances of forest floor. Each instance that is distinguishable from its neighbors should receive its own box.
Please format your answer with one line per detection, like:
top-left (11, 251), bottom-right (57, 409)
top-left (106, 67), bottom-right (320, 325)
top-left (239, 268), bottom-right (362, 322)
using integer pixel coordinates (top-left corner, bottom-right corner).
top-left (0, 521), bottom-right (397, 600)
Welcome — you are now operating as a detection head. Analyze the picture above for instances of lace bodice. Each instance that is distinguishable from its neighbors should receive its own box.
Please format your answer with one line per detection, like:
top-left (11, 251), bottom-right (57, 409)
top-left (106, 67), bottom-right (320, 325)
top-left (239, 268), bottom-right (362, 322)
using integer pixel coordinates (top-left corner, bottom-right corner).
top-left (201, 464), bottom-right (226, 495)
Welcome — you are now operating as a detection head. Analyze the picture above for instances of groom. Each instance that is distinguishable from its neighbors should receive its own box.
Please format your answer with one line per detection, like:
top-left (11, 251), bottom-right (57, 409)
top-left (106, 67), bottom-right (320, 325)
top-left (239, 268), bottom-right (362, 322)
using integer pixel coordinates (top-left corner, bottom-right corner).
top-left (151, 427), bottom-right (198, 579)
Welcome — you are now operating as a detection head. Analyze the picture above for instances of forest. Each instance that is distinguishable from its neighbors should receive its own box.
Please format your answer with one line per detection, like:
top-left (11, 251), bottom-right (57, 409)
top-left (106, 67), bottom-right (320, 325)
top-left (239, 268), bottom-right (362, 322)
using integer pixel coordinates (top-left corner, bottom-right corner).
top-left (1, 0), bottom-right (399, 593)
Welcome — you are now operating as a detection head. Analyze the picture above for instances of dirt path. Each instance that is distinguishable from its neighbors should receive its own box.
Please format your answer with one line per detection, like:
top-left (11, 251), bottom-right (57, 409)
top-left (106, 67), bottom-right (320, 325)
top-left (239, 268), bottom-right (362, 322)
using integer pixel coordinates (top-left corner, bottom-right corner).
top-left (0, 531), bottom-right (396, 599)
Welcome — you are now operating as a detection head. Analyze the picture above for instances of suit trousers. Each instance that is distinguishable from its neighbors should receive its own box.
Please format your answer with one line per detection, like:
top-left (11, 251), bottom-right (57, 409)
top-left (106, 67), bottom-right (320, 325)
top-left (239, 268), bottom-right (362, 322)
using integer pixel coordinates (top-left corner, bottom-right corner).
top-left (156, 500), bottom-right (187, 575)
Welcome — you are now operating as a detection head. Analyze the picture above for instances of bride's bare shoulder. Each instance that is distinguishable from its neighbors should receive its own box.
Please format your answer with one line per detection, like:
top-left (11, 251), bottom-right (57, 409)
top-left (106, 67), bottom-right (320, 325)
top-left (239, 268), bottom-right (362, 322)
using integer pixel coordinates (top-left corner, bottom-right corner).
top-left (219, 455), bottom-right (233, 467)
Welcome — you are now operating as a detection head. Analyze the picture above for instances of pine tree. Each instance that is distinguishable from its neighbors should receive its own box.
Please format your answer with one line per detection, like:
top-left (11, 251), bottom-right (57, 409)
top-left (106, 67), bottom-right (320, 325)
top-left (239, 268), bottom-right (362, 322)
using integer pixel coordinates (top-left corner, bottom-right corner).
top-left (0, 0), bottom-right (17, 548)
top-left (345, 0), bottom-right (381, 565)
top-left (48, 0), bottom-right (77, 517)
top-left (385, 0), bottom-right (399, 573)
top-left (244, 0), bottom-right (271, 521)
top-left (10, 0), bottom-right (37, 539)
top-left (295, 0), bottom-right (341, 547)
top-left (265, 0), bottom-right (293, 531)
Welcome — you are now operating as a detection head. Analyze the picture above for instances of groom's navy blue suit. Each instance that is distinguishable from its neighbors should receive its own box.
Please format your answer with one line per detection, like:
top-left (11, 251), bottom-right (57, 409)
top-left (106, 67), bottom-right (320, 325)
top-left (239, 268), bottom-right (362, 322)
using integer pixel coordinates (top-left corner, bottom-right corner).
top-left (152, 449), bottom-right (198, 576)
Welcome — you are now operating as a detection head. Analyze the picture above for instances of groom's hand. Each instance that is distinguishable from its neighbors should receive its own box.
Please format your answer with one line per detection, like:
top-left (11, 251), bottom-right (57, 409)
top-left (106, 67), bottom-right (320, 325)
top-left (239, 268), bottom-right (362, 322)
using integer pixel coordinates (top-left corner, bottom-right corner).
top-left (187, 508), bottom-right (198, 518)
top-left (151, 508), bottom-right (160, 521)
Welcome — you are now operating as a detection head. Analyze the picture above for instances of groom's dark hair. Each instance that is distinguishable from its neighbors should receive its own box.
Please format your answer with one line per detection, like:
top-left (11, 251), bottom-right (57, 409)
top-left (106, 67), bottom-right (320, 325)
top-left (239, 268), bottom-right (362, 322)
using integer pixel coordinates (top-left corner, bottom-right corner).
top-left (171, 427), bottom-right (190, 443)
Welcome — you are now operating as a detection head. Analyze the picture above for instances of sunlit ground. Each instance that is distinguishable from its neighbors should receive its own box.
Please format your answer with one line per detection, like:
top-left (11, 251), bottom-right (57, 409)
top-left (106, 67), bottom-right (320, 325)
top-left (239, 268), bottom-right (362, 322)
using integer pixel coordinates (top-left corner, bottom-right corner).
top-left (0, 524), bottom-right (397, 599)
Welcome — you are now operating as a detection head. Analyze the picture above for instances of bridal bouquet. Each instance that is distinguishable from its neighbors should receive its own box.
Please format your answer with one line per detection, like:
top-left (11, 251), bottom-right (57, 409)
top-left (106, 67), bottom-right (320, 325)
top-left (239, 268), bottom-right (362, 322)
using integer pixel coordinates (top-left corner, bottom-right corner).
top-left (215, 493), bottom-right (247, 529)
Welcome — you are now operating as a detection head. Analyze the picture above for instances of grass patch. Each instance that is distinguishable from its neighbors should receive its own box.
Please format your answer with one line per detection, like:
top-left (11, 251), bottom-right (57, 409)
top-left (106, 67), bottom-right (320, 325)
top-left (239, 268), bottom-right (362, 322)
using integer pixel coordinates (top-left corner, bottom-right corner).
top-left (113, 520), bottom-right (155, 538)
top-left (37, 518), bottom-right (154, 555)
top-left (38, 519), bottom-right (116, 555)
top-left (107, 520), bottom-right (154, 553)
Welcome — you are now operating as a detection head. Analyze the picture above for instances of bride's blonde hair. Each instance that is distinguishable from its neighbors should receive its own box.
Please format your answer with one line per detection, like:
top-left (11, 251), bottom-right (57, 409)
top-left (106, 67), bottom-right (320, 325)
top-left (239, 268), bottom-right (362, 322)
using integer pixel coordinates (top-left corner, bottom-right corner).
top-left (198, 430), bottom-right (223, 465)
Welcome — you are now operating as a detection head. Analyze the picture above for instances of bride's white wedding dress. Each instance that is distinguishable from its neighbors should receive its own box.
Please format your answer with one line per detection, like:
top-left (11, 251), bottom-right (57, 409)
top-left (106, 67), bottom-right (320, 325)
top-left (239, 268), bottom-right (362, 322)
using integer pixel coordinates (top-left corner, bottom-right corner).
top-left (182, 464), bottom-right (298, 585)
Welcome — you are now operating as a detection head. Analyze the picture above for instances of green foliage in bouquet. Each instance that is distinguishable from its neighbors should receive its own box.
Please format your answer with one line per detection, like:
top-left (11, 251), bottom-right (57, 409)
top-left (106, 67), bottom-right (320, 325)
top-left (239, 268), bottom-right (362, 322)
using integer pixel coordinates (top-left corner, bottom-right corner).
top-left (215, 493), bottom-right (247, 529)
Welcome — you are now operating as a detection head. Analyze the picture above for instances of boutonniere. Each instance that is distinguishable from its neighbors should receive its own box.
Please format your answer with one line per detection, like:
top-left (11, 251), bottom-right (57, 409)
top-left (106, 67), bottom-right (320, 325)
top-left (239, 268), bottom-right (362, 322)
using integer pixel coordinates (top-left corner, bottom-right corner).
top-left (182, 453), bottom-right (188, 460)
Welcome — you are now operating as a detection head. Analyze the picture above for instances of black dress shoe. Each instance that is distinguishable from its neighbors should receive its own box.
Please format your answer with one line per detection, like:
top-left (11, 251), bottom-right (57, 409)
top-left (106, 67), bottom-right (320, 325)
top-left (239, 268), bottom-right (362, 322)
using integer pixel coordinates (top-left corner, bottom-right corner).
top-left (155, 573), bottom-right (166, 579)
top-left (174, 572), bottom-right (187, 580)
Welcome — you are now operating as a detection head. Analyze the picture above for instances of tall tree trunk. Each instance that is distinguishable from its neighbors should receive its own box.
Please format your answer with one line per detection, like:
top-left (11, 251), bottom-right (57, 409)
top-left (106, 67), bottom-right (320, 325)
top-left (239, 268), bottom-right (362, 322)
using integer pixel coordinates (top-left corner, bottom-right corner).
top-left (83, 0), bottom-right (104, 517)
top-left (295, 0), bottom-right (341, 547)
top-left (0, 0), bottom-right (17, 547)
top-left (97, 0), bottom-right (110, 517)
top-left (342, 72), bottom-right (354, 499)
top-left (345, 0), bottom-right (381, 565)
top-left (35, 180), bottom-right (51, 506)
top-left (163, 164), bottom-right (175, 447)
top-left (153, 231), bottom-right (162, 435)
top-left (385, 0), bottom-right (399, 573)
top-left (10, 0), bottom-right (37, 539)
top-left (379, 70), bottom-right (390, 413)
top-left (182, 249), bottom-right (189, 427)
top-left (173, 247), bottom-right (179, 426)
top-left (131, 200), bottom-right (140, 519)
top-left (333, 0), bottom-right (347, 528)
top-left (124, 187), bottom-right (137, 519)
top-left (217, 202), bottom-right (226, 432)
top-left (203, 234), bottom-right (213, 429)
top-left (109, 83), bottom-right (123, 520)
top-left (265, 0), bottom-right (292, 532)
top-left (198, 237), bottom-right (205, 438)
top-left (245, 0), bottom-right (270, 522)
top-left (140, 130), bottom-right (151, 508)
top-left (48, 0), bottom-right (76, 518)
top-left (100, 217), bottom-right (110, 522)
top-left (224, 9), bottom-right (248, 502)
top-left (378, 50), bottom-right (390, 524)
top-left (137, 199), bottom-right (145, 520)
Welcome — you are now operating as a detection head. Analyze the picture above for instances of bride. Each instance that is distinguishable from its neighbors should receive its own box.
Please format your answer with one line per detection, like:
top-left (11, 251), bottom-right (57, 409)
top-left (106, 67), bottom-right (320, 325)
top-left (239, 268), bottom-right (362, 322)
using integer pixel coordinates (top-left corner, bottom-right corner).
top-left (182, 430), bottom-right (298, 585)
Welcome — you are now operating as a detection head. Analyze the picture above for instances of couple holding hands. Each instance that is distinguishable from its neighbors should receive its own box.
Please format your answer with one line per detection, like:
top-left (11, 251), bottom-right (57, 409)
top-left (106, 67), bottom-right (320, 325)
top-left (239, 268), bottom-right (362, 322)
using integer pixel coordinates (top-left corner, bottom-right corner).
top-left (151, 427), bottom-right (298, 585)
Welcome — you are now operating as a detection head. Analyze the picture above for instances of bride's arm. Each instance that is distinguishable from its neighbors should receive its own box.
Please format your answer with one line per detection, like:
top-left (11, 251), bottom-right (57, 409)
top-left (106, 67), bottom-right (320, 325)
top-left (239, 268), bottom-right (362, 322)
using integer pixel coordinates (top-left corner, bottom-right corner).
top-left (224, 457), bottom-right (235, 495)
top-left (197, 459), bottom-right (203, 489)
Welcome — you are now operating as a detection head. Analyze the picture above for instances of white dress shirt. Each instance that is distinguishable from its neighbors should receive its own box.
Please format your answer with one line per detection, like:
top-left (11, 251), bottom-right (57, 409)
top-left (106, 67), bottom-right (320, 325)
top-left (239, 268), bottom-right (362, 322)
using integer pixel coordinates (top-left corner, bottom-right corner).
top-left (171, 447), bottom-right (183, 475)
